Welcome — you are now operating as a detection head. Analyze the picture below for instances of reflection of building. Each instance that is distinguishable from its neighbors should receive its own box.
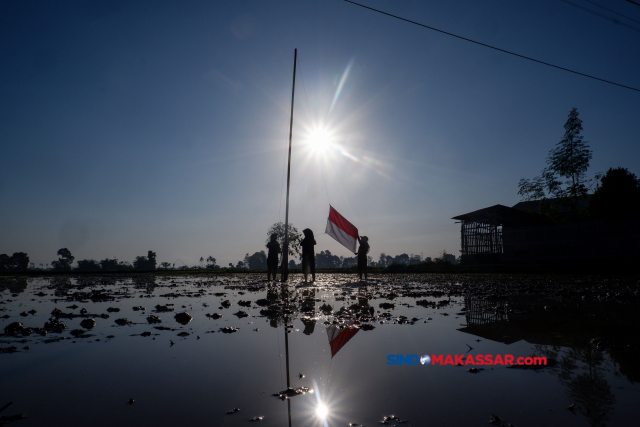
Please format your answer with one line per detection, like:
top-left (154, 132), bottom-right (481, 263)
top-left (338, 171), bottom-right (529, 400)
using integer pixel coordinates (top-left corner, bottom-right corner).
top-left (459, 296), bottom-right (639, 425)
top-left (458, 297), bottom-right (640, 382)
top-left (452, 200), bottom-right (640, 264)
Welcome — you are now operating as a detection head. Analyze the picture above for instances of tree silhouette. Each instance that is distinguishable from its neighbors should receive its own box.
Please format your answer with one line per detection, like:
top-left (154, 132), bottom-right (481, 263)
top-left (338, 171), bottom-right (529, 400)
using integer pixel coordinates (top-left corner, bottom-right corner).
top-left (133, 251), bottom-right (156, 271)
top-left (316, 250), bottom-right (342, 268)
top-left (205, 256), bottom-right (217, 269)
top-left (588, 167), bottom-right (640, 220)
top-left (244, 251), bottom-right (267, 269)
top-left (76, 259), bottom-right (101, 271)
top-left (266, 222), bottom-right (303, 258)
top-left (147, 251), bottom-right (156, 270)
top-left (0, 253), bottom-right (30, 271)
top-left (518, 108), bottom-right (600, 210)
top-left (52, 248), bottom-right (74, 271)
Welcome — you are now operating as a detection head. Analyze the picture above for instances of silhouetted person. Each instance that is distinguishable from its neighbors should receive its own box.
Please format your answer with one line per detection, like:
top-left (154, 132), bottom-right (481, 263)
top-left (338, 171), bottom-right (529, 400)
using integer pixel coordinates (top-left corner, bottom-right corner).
top-left (357, 235), bottom-right (369, 280)
top-left (301, 228), bottom-right (316, 282)
top-left (266, 233), bottom-right (281, 281)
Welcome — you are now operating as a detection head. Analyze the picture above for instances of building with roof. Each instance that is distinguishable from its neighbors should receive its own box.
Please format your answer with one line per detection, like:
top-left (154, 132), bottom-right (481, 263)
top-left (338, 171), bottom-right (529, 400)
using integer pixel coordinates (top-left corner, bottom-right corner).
top-left (452, 198), bottom-right (640, 265)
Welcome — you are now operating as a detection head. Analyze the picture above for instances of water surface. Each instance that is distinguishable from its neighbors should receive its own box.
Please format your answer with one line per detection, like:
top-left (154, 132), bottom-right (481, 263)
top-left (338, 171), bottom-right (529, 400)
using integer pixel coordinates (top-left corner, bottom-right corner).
top-left (1, 274), bottom-right (638, 426)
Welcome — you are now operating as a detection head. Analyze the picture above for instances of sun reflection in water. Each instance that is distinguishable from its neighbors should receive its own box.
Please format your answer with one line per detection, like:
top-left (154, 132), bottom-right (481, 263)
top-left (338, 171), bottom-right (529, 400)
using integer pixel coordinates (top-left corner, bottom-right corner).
top-left (315, 402), bottom-right (328, 418)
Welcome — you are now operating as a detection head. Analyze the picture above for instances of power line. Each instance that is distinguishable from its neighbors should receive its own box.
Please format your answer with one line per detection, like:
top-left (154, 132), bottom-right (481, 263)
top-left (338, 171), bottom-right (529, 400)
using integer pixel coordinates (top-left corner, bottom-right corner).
top-left (625, 0), bottom-right (640, 8)
top-left (560, 0), bottom-right (640, 33)
top-left (583, 0), bottom-right (640, 25)
top-left (343, 0), bottom-right (640, 93)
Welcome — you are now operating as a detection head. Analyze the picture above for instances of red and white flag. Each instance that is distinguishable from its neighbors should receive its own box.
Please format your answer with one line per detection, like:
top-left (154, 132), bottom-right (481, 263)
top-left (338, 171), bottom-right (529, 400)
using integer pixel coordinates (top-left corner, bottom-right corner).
top-left (325, 205), bottom-right (358, 253)
top-left (326, 320), bottom-right (360, 358)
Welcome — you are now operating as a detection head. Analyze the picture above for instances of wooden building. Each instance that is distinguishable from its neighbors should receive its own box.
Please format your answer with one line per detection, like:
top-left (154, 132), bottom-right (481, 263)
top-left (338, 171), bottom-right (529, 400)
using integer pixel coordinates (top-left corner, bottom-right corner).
top-left (452, 201), bottom-right (640, 264)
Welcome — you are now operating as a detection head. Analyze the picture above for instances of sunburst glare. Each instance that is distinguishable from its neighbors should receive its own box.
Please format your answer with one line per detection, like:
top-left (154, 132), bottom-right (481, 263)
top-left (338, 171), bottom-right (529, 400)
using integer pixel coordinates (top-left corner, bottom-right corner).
top-left (306, 128), bottom-right (333, 154)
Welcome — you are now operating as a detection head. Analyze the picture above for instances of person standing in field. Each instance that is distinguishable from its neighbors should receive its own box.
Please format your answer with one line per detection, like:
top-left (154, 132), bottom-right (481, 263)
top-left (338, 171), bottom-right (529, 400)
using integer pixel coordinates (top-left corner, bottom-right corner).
top-left (266, 233), bottom-right (281, 281)
top-left (301, 228), bottom-right (316, 282)
top-left (357, 235), bottom-right (370, 281)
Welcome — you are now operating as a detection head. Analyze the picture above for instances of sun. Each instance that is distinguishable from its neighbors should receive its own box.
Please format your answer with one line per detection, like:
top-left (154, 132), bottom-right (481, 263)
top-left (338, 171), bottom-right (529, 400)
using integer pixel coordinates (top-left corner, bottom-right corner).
top-left (307, 128), bottom-right (332, 154)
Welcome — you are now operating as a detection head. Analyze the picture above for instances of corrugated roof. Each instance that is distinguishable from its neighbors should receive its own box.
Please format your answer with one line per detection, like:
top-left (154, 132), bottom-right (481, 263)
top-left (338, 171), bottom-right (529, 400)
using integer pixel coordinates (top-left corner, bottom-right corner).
top-left (512, 195), bottom-right (592, 214)
top-left (451, 204), bottom-right (532, 225)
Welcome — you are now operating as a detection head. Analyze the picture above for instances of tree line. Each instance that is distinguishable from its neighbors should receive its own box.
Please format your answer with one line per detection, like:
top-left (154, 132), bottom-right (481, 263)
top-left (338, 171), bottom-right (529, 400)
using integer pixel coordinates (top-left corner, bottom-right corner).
top-left (0, 244), bottom-right (453, 273)
top-left (233, 222), bottom-right (456, 270)
top-left (230, 249), bottom-right (434, 270)
top-left (0, 249), bottom-right (162, 273)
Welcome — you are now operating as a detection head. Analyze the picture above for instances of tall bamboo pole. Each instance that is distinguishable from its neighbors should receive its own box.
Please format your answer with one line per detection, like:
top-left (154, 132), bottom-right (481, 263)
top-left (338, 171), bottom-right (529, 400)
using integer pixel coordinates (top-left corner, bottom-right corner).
top-left (281, 49), bottom-right (297, 282)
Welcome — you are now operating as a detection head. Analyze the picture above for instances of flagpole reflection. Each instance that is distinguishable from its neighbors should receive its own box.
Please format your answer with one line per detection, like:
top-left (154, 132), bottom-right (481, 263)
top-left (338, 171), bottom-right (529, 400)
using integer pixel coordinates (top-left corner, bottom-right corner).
top-left (281, 282), bottom-right (293, 427)
top-left (274, 281), bottom-right (366, 427)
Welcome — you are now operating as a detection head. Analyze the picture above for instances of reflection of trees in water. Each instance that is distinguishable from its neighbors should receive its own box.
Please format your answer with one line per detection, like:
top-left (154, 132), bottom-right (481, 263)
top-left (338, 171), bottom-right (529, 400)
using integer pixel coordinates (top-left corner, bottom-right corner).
top-left (49, 276), bottom-right (73, 297)
top-left (133, 276), bottom-right (158, 293)
top-left (464, 295), bottom-right (639, 426)
top-left (560, 347), bottom-right (615, 427)
top-left (534, 344), bottom-right (615, 426)
top-left (0, 277), bottom-right (28, 294)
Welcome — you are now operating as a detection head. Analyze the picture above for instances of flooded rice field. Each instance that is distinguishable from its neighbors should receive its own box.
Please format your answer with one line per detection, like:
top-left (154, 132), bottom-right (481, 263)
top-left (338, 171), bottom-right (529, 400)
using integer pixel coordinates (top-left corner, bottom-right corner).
top-left (1, 273), bottom-right (639, 427)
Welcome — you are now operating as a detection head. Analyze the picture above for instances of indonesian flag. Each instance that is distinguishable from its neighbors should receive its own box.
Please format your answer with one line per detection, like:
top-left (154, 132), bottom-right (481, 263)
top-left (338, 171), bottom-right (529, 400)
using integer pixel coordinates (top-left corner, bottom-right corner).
top-left (326, 320), bottom-right (360, 358)
top-left (325, 205), bottom-right (358, 253)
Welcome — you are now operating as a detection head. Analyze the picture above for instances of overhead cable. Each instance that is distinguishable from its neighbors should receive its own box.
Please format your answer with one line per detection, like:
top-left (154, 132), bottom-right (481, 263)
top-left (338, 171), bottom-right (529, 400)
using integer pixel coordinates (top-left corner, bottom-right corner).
top-left (560, 0), bottom-right (640, 33)
top-left (343, 0), bottom-right (640, 93)
top-left (583, 0), bottom-right (640, 25)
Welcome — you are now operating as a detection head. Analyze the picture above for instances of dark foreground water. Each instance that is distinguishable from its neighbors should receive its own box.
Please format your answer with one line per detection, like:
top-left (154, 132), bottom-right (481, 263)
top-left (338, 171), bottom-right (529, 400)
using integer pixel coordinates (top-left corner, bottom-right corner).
top-left (1, 274), bottom-right (639, 427)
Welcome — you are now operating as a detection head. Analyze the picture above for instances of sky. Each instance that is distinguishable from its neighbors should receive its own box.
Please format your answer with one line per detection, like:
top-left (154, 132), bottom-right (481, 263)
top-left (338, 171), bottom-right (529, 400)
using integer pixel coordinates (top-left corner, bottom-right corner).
top-left (1, 0), bottom-right (639, 268)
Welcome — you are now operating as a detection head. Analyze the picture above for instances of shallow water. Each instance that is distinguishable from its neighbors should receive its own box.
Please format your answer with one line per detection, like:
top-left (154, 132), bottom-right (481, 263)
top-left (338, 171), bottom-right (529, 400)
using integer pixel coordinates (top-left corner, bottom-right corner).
top-left (1, 274), bottom-right (638, 426)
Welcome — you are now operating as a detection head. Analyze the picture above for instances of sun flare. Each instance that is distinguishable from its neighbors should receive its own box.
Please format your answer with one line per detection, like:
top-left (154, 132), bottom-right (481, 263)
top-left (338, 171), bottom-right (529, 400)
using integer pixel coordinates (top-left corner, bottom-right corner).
top-left (307, 128), bottom-right (332, 154)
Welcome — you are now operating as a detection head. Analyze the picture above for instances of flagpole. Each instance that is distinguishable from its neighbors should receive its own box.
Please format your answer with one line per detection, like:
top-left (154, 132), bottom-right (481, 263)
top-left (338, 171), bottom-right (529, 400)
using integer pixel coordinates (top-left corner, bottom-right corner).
top-left (282, 48), bottom-right (297, 282)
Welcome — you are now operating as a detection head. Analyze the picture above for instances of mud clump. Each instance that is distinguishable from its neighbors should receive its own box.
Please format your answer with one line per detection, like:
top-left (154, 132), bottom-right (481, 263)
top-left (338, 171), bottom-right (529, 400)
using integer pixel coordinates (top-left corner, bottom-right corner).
top-left (4, 322), bottom-right (26, 335)
top-left (147, 315), bottom-right (162, 324)
top-left (44, 319), bottom-right (67, 333)
top-left (320, 304), bottom-right (333, 313)
top-left (114, 318), bottom-right (131, 326)
top-left (174, 312), bottom-right (193, 325)
top-left (273, 387), bottom-right (313, 400)
top-left (80, 319), bottom-right (96, 329)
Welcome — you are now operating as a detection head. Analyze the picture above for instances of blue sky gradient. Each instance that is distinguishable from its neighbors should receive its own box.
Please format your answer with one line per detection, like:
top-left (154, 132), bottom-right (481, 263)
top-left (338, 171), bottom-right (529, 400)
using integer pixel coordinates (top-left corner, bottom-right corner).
top-left (2, 0), bottom-right (639, 267)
